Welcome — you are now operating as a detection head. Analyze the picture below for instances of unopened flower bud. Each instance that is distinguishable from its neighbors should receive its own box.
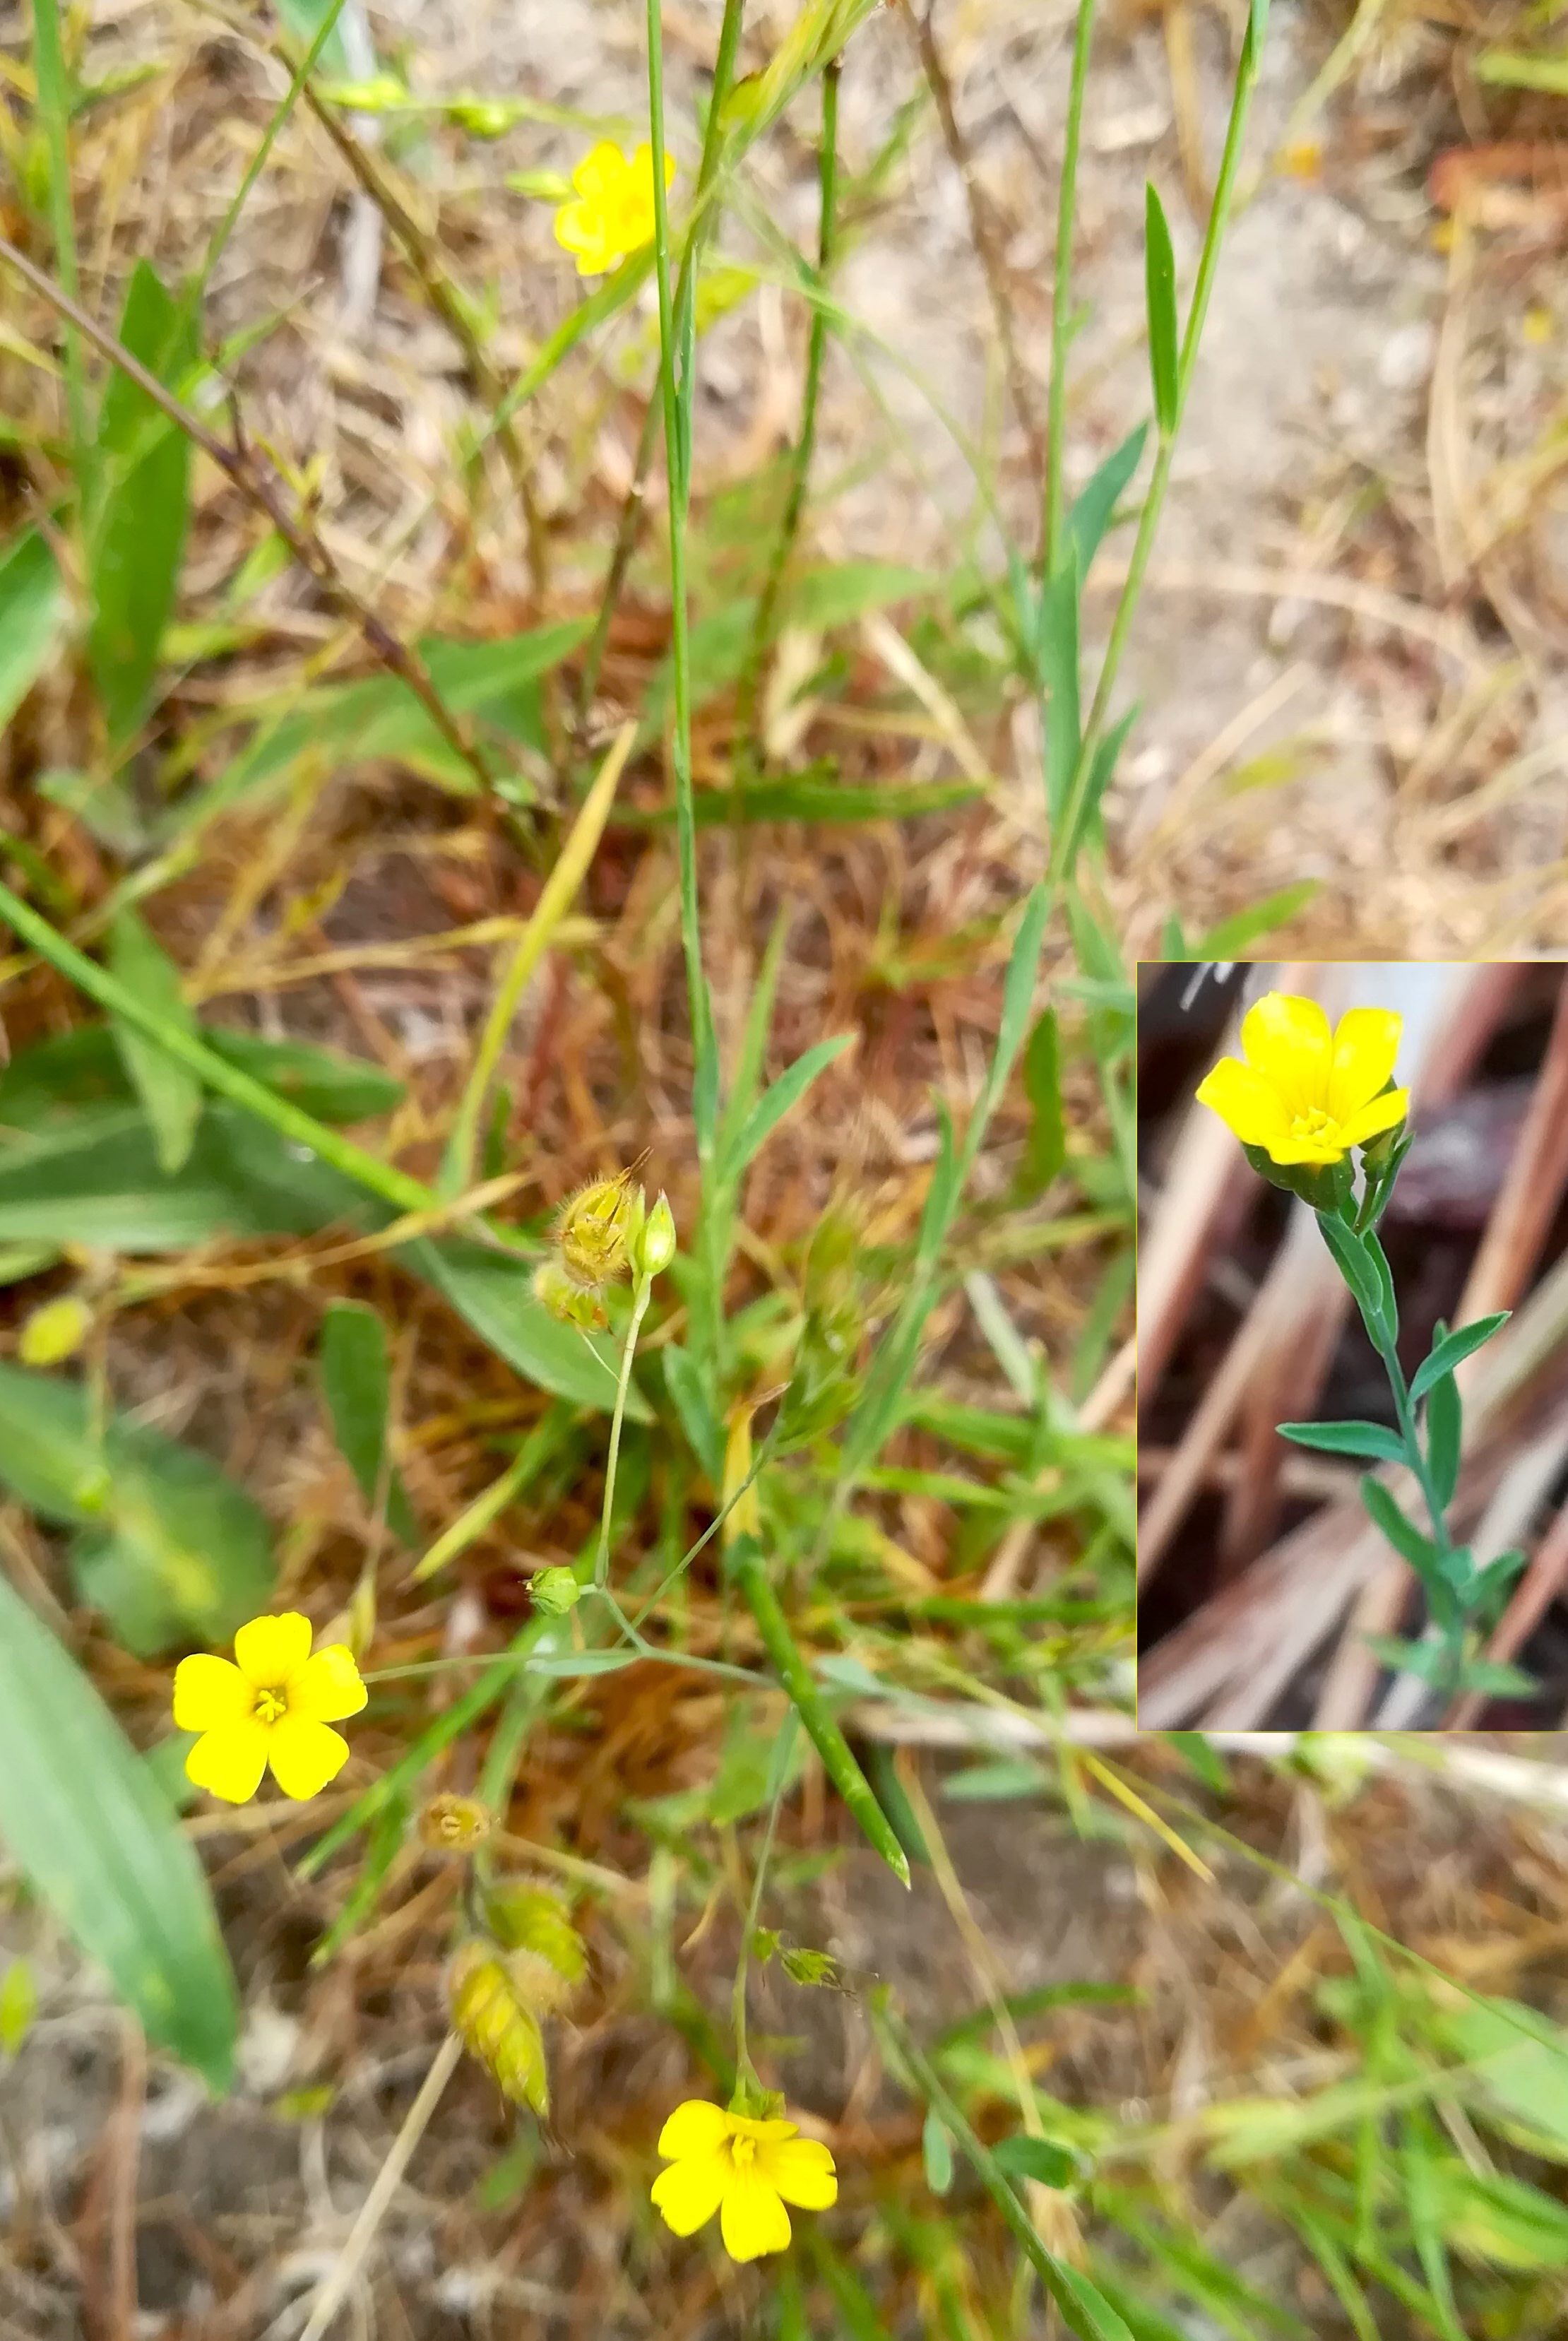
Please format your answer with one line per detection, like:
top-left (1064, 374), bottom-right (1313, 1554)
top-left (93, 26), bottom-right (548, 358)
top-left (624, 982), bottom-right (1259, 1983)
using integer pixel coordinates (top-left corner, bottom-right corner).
top-left (528, 1565), bottom-right (581, 1616)
top-left (448, 1942), bottom-right (548, 2113)
top-left (18, 1294), bottom-right (93, 1368)
top-left (630, 1190), bottom-right (677, 1281)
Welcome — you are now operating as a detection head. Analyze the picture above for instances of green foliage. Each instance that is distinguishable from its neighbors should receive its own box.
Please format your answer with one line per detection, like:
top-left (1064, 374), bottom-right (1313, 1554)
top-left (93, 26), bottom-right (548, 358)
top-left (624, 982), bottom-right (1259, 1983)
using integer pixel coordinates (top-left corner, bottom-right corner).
top-left (319, 1300), bottom-right (418, 1543)
top-left (1142, 183), bottom-right (1179, 435)
top-left (0, 528), bottom-right (67, 733)
top-left (0, 1575), bottom-right (239, 2090)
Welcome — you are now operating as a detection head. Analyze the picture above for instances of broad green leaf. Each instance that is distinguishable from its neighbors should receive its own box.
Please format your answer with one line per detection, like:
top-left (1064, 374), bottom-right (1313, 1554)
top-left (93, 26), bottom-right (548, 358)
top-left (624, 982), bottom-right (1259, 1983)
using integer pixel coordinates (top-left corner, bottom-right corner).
top-left (108, 910), bottom-right (203, 1174)
top-left (1144, 182), bottom-right (1179, 434)
top-left (1069, 425), bottom-right (1148, 576)
top-left (0, 1574), bottom-right (240, 2090)
top-left (1432, 1994), bottom-right (1568, 2160)
top-left (781, 559), bottom-right (930, 632)
top-left (319, 1300), bottom-right (417, 1542)
top-left (87, 261), bottom-right (196, 747)
top-left (0, 1024), bottom-right (401, 1132)
top-left (1433, 2162), bottom-right (1568, 2269)
top-left (1276, 1419), bottom-right (1404, 1463)
top-left (0, 527), bottom-right (66, 734)
top-left (408, 1236), bottom-right (649, 1419)
top-left (0, 1363), bottom-right (275, 1653)
top-left (720, 1034), bottom-right (853, 1183)
top-left (1410, 1312), bottom-right (1511, 1403)
top-left (1359, 1477), bottom-right (1439, 1574)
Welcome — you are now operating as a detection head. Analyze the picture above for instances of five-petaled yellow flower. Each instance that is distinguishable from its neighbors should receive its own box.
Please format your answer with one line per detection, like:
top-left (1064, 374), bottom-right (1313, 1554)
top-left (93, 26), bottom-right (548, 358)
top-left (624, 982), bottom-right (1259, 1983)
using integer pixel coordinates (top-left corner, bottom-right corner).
top-left (173, 1612), bottom-right (367, 1804)
top-left (1196, 991), bottom-right (1409, 1167)
top-left (554, 141), bottom-right (675, 276)
top-left (651, 2099), bottom-right (837, 2261)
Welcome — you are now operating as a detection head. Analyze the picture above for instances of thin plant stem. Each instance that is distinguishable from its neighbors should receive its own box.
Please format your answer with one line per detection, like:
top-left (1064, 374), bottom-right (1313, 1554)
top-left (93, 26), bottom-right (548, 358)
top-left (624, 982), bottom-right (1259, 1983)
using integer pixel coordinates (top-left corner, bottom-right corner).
top-left (1043, 0), bottom-right (1097, 570)
top-left (30, 0), bottom-right (86, 463)
top-left (1052, 3), bottom-right (1266, 879)
top-left (595, 1277), bottom-right (653, 1586)
top-left (1374, 1330), bottom-right (1466, 1696)
top-left (730, 1709), bottom-right (800, 2096)
top-left (734, 57), bottom-right (841, 760)
top-left (571, 0), bottom-right (745, 737)
top-left (193, 0), bottom-right (352, 300)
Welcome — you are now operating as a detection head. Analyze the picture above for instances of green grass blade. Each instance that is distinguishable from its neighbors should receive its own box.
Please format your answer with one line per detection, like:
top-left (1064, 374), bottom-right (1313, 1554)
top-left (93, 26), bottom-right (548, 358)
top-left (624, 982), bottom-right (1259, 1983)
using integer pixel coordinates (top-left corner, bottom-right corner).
top-left (1143, 182), bottom-right (1179, 436)
top-left (0, 1573), bottom-right (240, 2091)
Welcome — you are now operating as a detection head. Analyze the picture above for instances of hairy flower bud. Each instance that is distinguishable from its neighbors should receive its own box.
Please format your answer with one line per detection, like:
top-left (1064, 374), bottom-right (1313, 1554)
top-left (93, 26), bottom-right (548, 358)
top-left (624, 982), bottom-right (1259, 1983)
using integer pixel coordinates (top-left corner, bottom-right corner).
top-left (448, 1943), bottom-right (549, 2114)
top-left (534, 1260), bottom-right (608, 1331)
top-left (418, 1794), bottom-right (492, 1854)
top-left (18, 1294), bottom-right (92, 1368)
top-left (528, 1565), bottom-right (581, 1616)
top-left (554, 1173), bottom-right (643, 1291)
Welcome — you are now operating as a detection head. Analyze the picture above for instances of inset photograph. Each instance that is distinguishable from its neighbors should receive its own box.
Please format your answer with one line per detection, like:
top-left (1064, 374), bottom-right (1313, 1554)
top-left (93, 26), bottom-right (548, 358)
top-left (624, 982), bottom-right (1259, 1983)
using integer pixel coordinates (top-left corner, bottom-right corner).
top-left (1137, 960), bottom-right (1568, 1731)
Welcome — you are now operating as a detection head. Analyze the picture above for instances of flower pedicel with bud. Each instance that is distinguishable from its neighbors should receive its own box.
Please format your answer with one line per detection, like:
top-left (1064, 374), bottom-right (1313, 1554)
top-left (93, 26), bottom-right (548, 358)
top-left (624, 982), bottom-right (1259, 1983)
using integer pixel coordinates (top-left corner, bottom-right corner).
top-left (553, 141), bottom-right (675, 277)
top-left (1195, 989), bottom-right (1522, 1707)
top-left (172, 1611), bottom-right (367, 1803)
top-left (651, 2099), bottom-right (837, 2262)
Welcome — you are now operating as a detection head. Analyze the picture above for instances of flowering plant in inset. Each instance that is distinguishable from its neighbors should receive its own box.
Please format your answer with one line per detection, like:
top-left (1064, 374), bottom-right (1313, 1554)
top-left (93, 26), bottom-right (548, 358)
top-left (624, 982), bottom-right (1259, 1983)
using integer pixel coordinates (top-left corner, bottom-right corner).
top-left (172, 1612), bottom-right (367, 1803)
top-left (1196, 990), bottom-right (1525, 1710)
top-left (651, 2098), bottom-right (838, 2261)
top-left (553, 142), bottom-right (675, 276)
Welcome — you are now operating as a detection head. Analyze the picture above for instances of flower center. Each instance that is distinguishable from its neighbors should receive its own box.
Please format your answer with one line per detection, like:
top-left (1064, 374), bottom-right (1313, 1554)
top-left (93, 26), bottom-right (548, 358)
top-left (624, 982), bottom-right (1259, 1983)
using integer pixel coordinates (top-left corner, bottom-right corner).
top-left (730, 2135), bottom-right (756, 2168)
top-left (254, 1687), bottom-right (288, 1725)
top-left (1288, 1106), bottom-right (1338, 1143)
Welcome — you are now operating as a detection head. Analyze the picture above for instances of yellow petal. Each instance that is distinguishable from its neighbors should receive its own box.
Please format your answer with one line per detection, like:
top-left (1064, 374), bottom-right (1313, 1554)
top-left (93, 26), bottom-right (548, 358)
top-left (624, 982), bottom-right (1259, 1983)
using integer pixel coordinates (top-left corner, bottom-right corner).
top-left (1240, 992), bottom-right (1331, 1115)
top-left (571, 141), bottom-right (624, 199)
top-left (266, 1716), bottom-right (350, 1800)
top-left (651, 2149), bottom-right (728, 2236)
top-left (760, 2135), bottom-right (838, 2209)
top-left (720, 2166), bottom-right (792, 2261)
top-left (185, 1719), bottom-right (269, 1804)
top-left (1194, 1057), bottom-right (1290, 1151)
top-left (172, 1652), bottom-right (254, 1733)
top-left (234, 1611), bottom-right (313, 1690)
top-left (1326, 1009), bottom-right (1403, 1123)
top-left (287, 1644), bottom-right (367, 1722)
top-left (657, 2099), bottom-right (730, 2160)
top-left (1340, 1086), bottom-right (1410, 1149)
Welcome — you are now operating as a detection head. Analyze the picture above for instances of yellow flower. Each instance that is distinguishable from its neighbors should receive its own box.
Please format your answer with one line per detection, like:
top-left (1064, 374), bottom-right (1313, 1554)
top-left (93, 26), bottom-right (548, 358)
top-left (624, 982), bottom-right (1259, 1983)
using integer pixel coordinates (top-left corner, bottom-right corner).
top-left (172, 1612), bottom-right (367, 1804)
top-left (651, 2099), bottom-right (837, 2262)
top-left (1196, 991), bottom-right (1409, 1167)
top-left (553, 141), bottom-right (675, 276)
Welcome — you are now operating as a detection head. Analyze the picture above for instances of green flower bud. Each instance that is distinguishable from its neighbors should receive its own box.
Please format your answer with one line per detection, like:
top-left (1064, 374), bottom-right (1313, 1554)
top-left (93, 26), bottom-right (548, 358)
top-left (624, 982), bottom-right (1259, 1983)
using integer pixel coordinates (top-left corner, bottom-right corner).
top-left (528, 1565), bottom-right (581, 1616)
top-left (630, 1190), bottom-right (677, 1281)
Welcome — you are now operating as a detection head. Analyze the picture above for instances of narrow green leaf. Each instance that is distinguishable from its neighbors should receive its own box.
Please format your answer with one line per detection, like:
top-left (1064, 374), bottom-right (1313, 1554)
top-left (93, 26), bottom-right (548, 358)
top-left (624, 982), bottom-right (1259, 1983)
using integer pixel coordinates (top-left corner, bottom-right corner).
top-left (993, 2133), bottom-right (1077, 2188)
top-left (1144, 182), bottom-right (1180, 434)
top-left (1362, 1228), bottom-right (1398, 1344)
top-left (319, 1300), bottom-right (417, 1543)
top-left (1410, 1312), bottom-right (1511, 1403)
top-left (107, 910), bottom-right (203, 1174)
top-left (721, 1033), bottom-right (853, 1185)
top-left (1276, 1420), bottom-right (1405, 1464)
top-left (716, 906), bottom-right (792, 1165)
top-left (1167, 1730), bottom-right (1230, 1793)
top-left (1359, 1476), bottom-right (1439, 1575)
top-left (1040, 545), bottom-right (1080, 829)
top-left (662, 1343), bottom-right (725, 1485)
top-left (1316, 1214), bottom-right (1387, 1341)
top-left (1018, 1007), bottom-right (1066, 1196)
top-left (922, 2106), bottom-right (954, 2195)
top-left (0, 528), bottom-right (67, 735)
top-left (0, 1957), bottom-right (37, 2056)
top-left (1456, 1657), bottom-right (1539, 1697)
top-left (1362, 1632), bottom-right (1447, 1685)
top-left (0, 1575), bottom-right (239, 2090)
top-left (1192, 882), bottom-right (1320, 960)
top-left (1425, 1354), bottom-right (1461, 1512)
top-left (1068, 424), bottom-right (1148, 575)
top-left (87, 261), bottom-right (196, 747)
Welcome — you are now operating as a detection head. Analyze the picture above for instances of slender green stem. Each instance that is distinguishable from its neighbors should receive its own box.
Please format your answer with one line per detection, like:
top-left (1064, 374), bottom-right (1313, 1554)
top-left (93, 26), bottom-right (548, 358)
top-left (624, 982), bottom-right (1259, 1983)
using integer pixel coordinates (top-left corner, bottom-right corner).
top-left (30, 0), bottom-right (86, 463)
top-left (730, 1709), bottom-right (800, 2097)
top-left (595, 1277), bottom-right (653, 1586)
top-left (1052, 4), bottom-right (1266, 879)
top-left (1042, 0), bottom-right (1097, 570)
top-left (1377, 1335), bottom-right (1466, 1695)
top-left (734, 57), bottom-right (841, 759)
top-left (572, 0), bottom-right (747, 737)
top-left (194, 0), bottom-right (352, 302)
top-left (646, 0), bottom-right (717, 1154)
